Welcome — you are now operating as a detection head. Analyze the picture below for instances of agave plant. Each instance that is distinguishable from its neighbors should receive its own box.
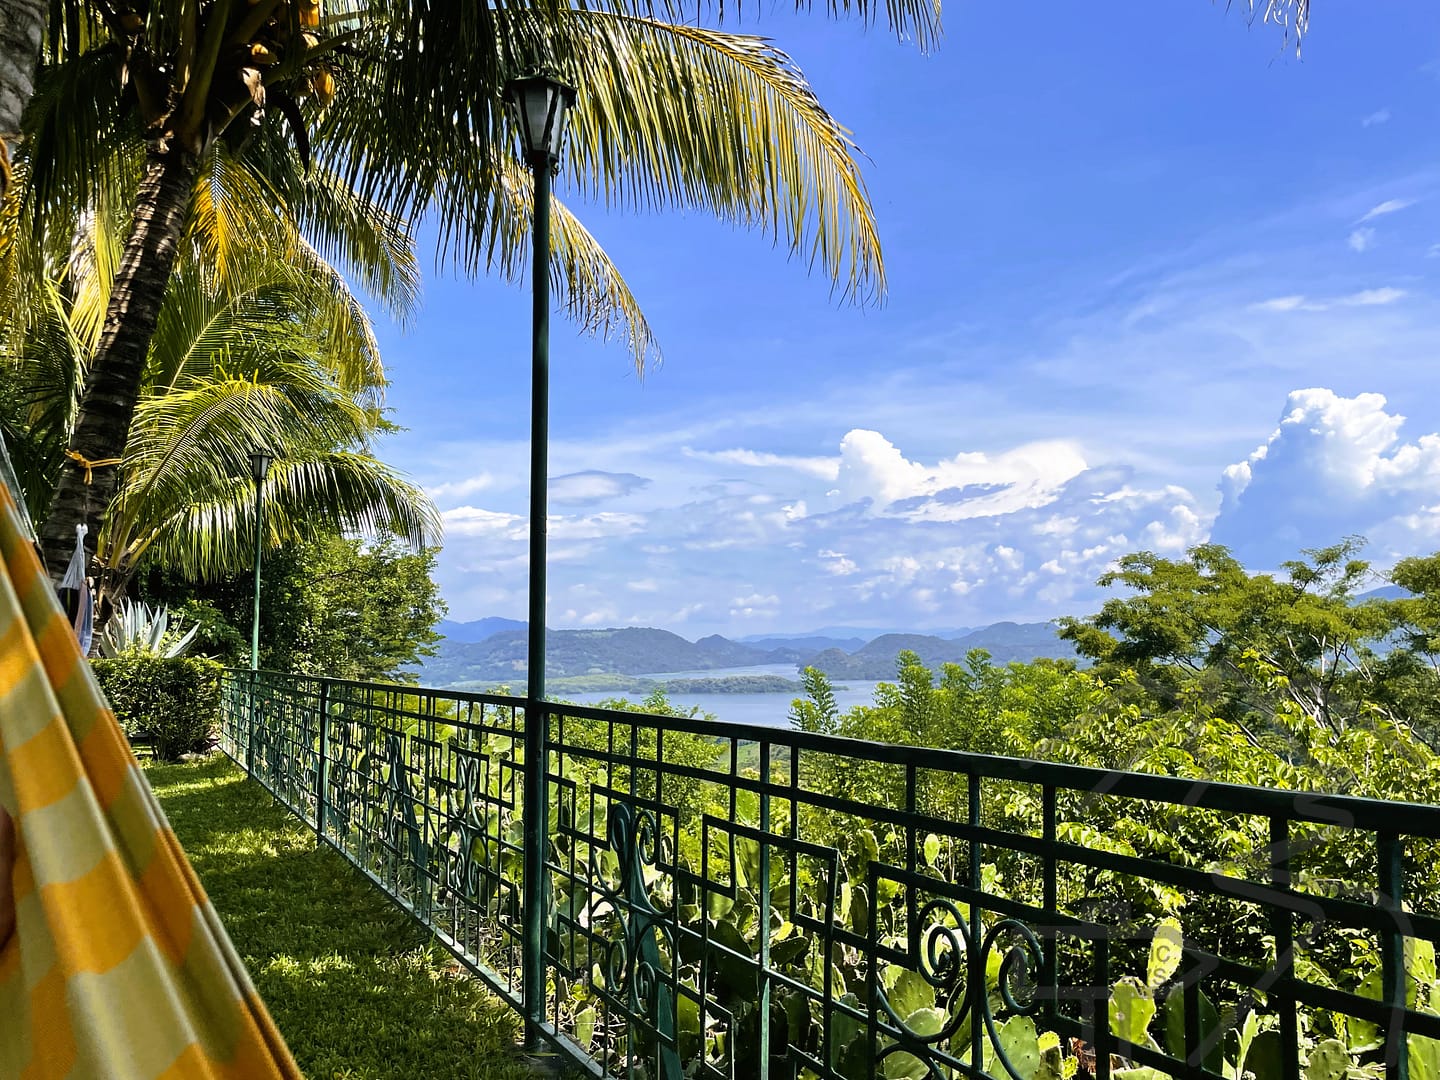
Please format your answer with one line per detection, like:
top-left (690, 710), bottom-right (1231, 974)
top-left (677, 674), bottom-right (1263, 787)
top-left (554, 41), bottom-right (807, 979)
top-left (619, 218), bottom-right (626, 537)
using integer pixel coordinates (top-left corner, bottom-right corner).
top-left (96, 600), bottom-right (200, 659)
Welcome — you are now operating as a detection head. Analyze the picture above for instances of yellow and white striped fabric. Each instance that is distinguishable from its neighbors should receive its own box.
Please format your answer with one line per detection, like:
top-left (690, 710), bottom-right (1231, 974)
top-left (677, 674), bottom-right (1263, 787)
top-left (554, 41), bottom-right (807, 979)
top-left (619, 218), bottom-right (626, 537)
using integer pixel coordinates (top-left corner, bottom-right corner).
top-left (0, 484), bottom-right (301, 1078)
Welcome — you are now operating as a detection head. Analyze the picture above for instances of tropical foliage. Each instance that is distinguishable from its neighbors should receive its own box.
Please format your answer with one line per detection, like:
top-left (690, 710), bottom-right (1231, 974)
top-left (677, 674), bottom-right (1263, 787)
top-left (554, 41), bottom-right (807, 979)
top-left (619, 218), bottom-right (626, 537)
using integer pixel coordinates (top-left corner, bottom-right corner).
top-left (1056, 539), bottom-right (1440, 748)
top-left (0, 147), bottom-right (439, 612)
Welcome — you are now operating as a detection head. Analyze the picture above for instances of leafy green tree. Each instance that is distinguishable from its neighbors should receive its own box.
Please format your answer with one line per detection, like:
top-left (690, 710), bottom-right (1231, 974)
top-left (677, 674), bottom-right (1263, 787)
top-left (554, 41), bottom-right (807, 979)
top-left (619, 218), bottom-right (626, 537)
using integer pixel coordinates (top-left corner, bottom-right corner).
top-left (267, 533), bottom-right (446, 681)
top-left (1361, 553), bottom-right (1440, 745)
top-left (1057, 540), bottom-right (1397, 738)
top-left (139, 529), bottom-right (445, 681)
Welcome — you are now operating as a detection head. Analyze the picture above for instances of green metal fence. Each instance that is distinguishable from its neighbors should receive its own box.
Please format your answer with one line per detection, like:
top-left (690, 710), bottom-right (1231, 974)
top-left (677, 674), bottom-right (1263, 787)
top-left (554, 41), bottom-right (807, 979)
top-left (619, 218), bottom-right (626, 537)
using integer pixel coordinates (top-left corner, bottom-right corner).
top-left (219, 669), bottom-right (1440, 1080)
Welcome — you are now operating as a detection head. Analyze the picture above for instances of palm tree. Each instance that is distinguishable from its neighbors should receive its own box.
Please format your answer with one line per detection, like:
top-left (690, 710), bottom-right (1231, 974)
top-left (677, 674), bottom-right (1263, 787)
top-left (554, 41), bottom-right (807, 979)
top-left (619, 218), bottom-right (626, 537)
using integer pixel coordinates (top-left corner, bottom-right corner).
top-left (19, 0), bottom-right (399, 578)
top-left (24, 0), bottom-right (944, 583)
top-left (2, 150), bottom-right (439, 615)
top-left (8, 35), bottom-right (662, 572)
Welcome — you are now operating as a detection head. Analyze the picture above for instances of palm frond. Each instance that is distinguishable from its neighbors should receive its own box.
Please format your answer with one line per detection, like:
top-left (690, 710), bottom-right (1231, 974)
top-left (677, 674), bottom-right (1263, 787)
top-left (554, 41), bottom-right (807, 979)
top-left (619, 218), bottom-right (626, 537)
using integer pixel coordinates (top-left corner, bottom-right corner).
top-left (64, 193), bottom-right (126, 350)
top-left (286, 234), bottom-right (388, 399)
top-left (474, 157), bottom-right (660, 371)
top-left (561, 10), bottom-right (884, 301)
top-left (403, 8), bottom-right (884, 303)
top-left (118, 452), bottom-right (440, 581)
top-left (101, 355), bottom-right (435, 584)
top-left (22, 46), bottom-right (140, 245)
top-left (236, 119), bottom-right (422, 323)
top-left (188, 145), bottom-right (285, 294)
top-left (147, 244), bottom-right (386, 401)
top-left (121, 370), bottom-right (374, 518)
top-left (1240, 0), bottom-right (1308, 49)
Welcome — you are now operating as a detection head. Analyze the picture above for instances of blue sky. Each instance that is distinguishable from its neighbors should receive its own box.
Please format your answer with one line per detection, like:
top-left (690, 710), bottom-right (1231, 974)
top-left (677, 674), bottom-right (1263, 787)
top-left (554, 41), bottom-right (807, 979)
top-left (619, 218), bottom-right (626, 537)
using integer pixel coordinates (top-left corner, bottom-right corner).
top-left (370, 0), bottom-right (1440, 635)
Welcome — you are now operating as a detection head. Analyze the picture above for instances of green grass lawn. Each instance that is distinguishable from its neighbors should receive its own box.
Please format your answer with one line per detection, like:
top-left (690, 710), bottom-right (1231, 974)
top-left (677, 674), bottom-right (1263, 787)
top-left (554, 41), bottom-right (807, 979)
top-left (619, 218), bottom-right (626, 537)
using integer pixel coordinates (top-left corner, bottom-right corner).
top-left (147, 757), bottom-right (537, 1080)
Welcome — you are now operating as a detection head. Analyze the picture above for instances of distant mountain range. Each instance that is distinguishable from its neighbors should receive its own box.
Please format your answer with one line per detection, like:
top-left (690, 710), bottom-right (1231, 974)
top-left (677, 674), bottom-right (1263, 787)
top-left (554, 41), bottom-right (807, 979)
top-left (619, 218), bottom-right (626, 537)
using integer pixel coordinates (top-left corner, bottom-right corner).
top-left (422, 584), bottom-right (1417, 688)
top-left (418, 619), bottom-right (1076, 687)
top-left (436, 616), bottom-right (526, 643)
top-left (735, 626), bottom-right (976, 643)
top-left (799, 623), bottom-right (1075, 678)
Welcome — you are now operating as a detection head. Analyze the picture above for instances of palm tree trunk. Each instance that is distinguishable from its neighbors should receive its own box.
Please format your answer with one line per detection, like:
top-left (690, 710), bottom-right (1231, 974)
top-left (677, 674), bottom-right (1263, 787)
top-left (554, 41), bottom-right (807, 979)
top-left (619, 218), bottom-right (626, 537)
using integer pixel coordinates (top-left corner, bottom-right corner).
top-left (39, 146), bottom-right (200, 583)
top-left (0, 0), bottom-right (46, 195)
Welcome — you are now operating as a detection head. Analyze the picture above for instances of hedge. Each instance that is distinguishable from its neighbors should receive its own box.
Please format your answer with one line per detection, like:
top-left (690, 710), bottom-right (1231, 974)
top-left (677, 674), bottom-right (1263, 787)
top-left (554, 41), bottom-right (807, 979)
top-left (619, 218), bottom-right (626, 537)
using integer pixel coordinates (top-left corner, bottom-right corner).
top-left (91, 656), bottom-right (223, 762)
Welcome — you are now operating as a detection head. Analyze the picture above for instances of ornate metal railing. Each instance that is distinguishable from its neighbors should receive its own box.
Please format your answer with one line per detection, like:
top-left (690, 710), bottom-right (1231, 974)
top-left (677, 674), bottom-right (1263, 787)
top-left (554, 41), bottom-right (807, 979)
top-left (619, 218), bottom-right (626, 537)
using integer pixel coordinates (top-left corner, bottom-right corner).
top-left (219, 669), bottom-right (1440, 1080)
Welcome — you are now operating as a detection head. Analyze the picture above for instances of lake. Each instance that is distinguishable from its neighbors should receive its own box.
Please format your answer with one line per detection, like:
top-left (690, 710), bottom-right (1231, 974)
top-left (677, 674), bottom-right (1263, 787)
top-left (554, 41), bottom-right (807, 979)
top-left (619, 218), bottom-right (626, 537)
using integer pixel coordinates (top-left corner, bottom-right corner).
top-left (561, 663), bottom-right (882, 729)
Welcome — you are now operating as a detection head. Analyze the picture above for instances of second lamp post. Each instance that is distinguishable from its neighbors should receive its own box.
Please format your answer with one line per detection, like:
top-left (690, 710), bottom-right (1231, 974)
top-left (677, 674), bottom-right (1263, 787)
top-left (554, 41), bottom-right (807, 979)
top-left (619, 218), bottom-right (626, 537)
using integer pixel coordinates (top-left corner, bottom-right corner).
top-left (246, 447), bottom-right (274, 774)
top-left (503, 70), bottom-right (576, 1043)
top-left (248, 448), bottom-right (275, 673)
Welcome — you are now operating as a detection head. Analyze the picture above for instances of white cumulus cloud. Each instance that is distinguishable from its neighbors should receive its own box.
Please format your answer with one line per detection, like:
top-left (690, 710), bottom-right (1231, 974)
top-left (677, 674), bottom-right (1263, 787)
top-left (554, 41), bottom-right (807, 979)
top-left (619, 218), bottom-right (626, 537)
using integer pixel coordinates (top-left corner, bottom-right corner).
top-left (834, 429), bottom-right (1088, 521)
top-left (1213, 388), bottom-right (1440, 567)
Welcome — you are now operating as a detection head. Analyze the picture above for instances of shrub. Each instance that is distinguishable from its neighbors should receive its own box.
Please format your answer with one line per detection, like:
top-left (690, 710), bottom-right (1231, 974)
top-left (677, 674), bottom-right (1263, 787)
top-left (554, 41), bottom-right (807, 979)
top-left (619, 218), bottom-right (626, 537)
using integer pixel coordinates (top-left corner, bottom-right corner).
top-left (91, 656), bottom-right (222, 761)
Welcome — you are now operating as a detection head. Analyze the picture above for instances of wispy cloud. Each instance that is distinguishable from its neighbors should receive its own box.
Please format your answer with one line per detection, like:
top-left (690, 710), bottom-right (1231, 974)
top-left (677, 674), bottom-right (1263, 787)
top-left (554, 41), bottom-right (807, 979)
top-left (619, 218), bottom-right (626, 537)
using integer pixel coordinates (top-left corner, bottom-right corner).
top-left (1361, 108), bottom-right (1391, 128)
top-left (1250, 288), bottom-right (1406, 312)
top-left (442, 506), bottom-right (524, 538)
top-left (1349, 227), bottom-right (1376, 252)
top-left (427, 473), bottom-right (494, 500)
top-left (549, 470), bottom-right (650, 506)
top-left (1251, 295), bottom-right (1308, 312)
top-left (683, 447), bottom-right (841, 481)
top-left (1358, 198), bottom-right (1415, 223)
top-left (549, 513), bottom-right (646, 541)
top-left (1341, 287), bottom-right (1408, 306)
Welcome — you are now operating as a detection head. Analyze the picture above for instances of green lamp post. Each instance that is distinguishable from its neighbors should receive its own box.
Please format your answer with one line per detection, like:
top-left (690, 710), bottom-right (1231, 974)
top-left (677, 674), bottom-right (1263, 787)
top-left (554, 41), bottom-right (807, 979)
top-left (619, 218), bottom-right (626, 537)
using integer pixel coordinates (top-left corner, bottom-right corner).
top-left (248, 448), bottom-right (274, 672)
top-left (503, 70), bottom-right (576, 1043)
top-left (246, 448), bottom-right (274, 773)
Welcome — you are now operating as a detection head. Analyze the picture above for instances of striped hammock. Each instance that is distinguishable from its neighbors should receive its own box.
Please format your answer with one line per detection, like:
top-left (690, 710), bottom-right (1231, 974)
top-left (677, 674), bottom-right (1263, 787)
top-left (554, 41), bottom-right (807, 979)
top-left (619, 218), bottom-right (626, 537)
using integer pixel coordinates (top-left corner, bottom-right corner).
top-left (0, 483), bottom-right (300, 1078)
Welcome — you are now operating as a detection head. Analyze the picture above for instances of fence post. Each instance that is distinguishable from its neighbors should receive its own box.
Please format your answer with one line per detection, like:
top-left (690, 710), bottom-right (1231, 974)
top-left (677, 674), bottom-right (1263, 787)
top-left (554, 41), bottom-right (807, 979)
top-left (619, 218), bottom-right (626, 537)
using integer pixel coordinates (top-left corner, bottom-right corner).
top-left (522, 699), bottom-right (550, 1042)
top-left (316, 680), bottom-right (331, 844)
top-left (245, 669), bottom-right (257, 774)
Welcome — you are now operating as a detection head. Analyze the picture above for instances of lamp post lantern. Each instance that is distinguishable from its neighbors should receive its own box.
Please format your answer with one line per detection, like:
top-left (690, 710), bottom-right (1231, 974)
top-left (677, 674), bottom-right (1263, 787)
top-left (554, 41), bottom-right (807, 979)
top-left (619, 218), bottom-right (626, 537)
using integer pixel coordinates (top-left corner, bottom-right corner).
top-left (504, 69), bottom-right (576, 1044)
